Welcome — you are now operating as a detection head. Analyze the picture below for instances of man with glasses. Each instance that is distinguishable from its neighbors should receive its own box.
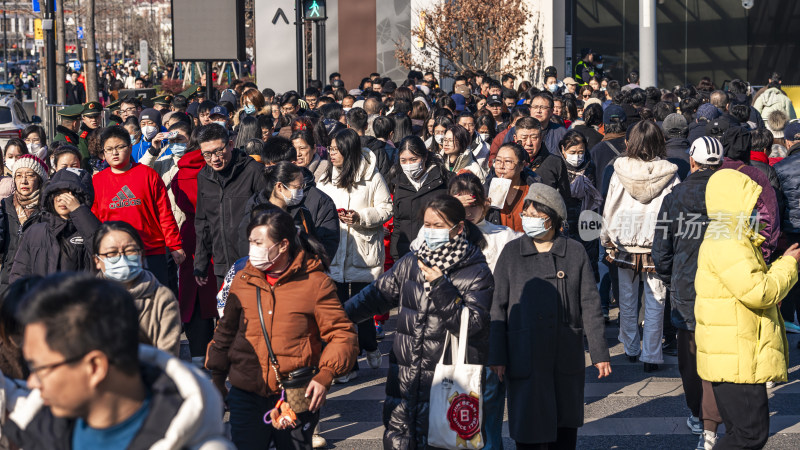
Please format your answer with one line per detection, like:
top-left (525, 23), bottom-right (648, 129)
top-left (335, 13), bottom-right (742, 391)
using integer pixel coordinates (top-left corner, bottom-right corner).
top-left (1, 274), bottom-right (234, 449)
top-left (513, 117), bottom-right (571, 204)
top-left (194, 124), bottom-right (267, 288)
top-left (528, 92), bottom-right (567, 155)
top-left (119, 97), bottom-right (142, 122)
top-left (91, 126), bottom-right (185, 286)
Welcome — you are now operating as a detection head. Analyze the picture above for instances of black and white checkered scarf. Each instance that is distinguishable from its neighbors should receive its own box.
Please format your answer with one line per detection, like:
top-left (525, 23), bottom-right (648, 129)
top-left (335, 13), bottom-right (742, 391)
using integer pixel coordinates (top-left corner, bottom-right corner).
top-left (414, 232), bottom-right (469, 298)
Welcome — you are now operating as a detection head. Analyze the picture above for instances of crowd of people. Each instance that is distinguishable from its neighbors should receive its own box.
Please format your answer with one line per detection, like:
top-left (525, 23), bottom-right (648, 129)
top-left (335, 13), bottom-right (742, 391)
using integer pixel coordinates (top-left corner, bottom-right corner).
top-left (0, 62), bottom-right (798, 450)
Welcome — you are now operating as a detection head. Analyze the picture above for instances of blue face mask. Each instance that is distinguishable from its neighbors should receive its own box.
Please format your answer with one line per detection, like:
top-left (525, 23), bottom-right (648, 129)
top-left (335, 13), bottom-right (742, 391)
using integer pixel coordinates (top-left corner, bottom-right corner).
top-left (244, 104), bottom-right (256, 115)
top-left (100, 254), bottom-right (142, 282)
top-left (169, 143), bottom-right (187, 157)
top-left (522, 216), bottom-right (550, 238)
top-left (130, 135), bottom-right (137, 144)
top-left (422, 226), bottom-right (453, 250)
top-left (548, 83), bottom-right (558, 93)
top-left (213, 120), bottom-right (227, 128)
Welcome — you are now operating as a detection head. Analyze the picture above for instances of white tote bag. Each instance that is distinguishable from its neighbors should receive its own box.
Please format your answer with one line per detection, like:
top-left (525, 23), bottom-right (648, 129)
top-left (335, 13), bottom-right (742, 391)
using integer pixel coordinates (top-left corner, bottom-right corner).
top-left (428, 307), bottom-right (484, 449)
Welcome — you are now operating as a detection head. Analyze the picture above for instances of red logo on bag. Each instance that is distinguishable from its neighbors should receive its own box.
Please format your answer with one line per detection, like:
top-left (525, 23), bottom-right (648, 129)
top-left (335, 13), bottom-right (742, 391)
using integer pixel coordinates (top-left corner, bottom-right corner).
top-left (447, 392), bottom-right (480, 440)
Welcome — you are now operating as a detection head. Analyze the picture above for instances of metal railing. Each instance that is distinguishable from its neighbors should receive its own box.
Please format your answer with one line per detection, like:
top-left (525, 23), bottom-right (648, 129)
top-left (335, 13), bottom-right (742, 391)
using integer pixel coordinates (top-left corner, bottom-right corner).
top-left (31, 89), bottom-right (66, 142)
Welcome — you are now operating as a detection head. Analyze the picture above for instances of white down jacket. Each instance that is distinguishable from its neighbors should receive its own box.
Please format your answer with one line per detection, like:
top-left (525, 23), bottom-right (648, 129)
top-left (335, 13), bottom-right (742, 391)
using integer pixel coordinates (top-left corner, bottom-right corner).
top-left (318, 149), bottom-right (393, 283)
top-left (601, 157), bottom-right (680, 253)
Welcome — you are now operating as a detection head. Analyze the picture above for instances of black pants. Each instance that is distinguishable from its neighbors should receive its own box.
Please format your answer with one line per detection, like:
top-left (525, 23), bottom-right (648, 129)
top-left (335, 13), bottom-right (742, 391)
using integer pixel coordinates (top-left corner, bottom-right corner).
top-left (227, 387), bottom-right (319, 450)
top-left (677, 330), bottom-right (702, 418)
top-left (166, 250), bottom-right (179, 298)
top-left (184, 297), bottom-right (215, 358)
top-left (144, 253), bottom-right (169, 287)
top-left (336, 281), bottom-right (377, 371)
top-left (515, 427), bottom-right (578, 450)
top-left (712, 382), bottom-right (769, 449)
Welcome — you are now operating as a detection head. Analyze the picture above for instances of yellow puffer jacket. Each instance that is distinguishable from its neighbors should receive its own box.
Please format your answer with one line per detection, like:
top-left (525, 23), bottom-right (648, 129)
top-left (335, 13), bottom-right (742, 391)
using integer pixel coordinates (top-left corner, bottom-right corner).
top-left (695, 169), bottom-right (798, 384)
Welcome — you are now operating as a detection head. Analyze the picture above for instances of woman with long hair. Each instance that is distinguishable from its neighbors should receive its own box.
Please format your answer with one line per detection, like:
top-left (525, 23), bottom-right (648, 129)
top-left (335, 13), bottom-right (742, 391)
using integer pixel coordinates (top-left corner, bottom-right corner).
top-left (425, 114), bottom-right (453, 153)
top-left (441, 124), bottom-right (486, 182)
top-left (601, 120), bottom-right (679, 372)
top-left (234, 115), bottom-right (263, 149)
top-left (207, 208), bottom-right (357, 449)
top-left (292, 127), bottom-right (330, 182)
top-left (317, 128), bottom-right (393, 382)
top-left (345, 195), bottom-right (493, 448)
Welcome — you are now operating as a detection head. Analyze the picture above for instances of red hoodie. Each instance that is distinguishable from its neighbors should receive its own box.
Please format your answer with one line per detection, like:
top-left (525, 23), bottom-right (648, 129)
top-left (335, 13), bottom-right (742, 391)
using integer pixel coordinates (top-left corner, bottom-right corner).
top-left (92, 163), bottom-right (182, 255)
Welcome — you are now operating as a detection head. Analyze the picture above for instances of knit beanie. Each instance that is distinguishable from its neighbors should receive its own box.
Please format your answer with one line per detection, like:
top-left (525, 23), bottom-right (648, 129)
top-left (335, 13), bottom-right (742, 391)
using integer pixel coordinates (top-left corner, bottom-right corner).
top-left (12, 154), bottom-right (50, 183)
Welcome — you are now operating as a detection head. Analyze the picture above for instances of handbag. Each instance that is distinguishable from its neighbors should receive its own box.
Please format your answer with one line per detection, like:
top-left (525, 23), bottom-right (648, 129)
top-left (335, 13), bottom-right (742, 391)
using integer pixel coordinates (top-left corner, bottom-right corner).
top-left (256, 289), bottom-right (318, 413)
top-left (428, 307), bottom-right (484, 449)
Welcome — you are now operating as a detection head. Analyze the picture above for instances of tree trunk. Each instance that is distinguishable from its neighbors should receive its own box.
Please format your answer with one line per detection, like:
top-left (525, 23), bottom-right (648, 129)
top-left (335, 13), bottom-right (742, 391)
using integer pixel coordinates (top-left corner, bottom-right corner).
top-left (55, 0), bottom-right (66, 104)
top-left (84, 0), bottom-right (98, 101)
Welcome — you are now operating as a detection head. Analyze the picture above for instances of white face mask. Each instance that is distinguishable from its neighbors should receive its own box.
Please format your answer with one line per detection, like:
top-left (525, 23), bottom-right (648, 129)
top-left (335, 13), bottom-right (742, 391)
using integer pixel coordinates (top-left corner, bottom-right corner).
top-left (249, 242), bottom-right (280, 271)
top-left (213, 120), bottom-right (227, 128)
top-left (142, 125), bottom-right (158, 140)
top-left (479, 133), bottom-right (490, 142)
top-left (282, 184), bottom-right (304, 206)
top-left (401, 160), bottom-right (425, 180)
top-left (29, 143), bottom-right (47, 159)
top-left (548, 83), bottom-right (558, 93)
top-left (565, 153), bottom-right (584, 166)
top-left (4, 158), bottom-right (15, 171)
top-left (596, 63), bottom-right (604, 69)
top-left (434, 134), bottom-right (444, 145)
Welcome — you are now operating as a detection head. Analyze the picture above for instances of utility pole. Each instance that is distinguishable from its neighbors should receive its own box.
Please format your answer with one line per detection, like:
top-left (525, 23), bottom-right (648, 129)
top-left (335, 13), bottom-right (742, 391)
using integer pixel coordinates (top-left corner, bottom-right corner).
top-left (56, 0), bottom-right (66, 104)
top-left (74, 0), bottom-right (81, 64)
top-left (295, 0), bottom-right (303, 95)
top-left (45, 0), bottom-right (57, 103)
top-left (639, 0), bottom-right (657, 88)
top-left (84, 0), bottom-right (97, 100)
top-left (3, 0), bottom-right (8, 84)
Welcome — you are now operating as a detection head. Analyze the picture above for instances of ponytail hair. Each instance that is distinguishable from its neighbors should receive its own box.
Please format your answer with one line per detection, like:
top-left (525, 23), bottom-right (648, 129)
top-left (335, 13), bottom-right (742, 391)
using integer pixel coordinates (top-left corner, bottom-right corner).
top-left (263, 161), bottom-right (305, 203)
top-left (246, 208), bottom-right (330, 271)
top-left (423, 195), bottom-right (486, 250)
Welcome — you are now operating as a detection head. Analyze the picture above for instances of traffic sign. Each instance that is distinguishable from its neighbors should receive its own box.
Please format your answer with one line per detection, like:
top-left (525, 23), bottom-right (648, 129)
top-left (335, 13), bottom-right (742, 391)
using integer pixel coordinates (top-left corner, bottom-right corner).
top-left (69, 60), bottom-right (82, 71)
top-left (34, 18), bottom-right (44, 41)
top-left (303, 0), bottom-right (325, 20)
top-left (77, 26), bottom-right (84, 40)
top-left (32, 0), bottom-right (56, 13)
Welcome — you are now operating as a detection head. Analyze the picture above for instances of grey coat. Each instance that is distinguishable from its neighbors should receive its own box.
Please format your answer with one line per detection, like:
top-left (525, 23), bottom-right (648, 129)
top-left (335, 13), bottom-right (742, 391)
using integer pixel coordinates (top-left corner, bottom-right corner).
top-left (488, 234), bottom-right (609, 444)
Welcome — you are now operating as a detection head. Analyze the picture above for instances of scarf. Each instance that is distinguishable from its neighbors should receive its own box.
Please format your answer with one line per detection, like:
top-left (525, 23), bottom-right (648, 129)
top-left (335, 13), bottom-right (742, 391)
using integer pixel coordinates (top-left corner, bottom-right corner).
top-left (567, 165), bottom-right (603, 212)
top-left (14, 189), bottom-right (40, 224)
top-left (414, 232), bottom-right (469, 298)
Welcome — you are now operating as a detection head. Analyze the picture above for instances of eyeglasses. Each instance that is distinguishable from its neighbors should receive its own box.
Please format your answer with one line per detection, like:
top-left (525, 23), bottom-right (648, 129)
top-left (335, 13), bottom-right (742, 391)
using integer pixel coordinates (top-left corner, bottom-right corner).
top-left (201, 145), bottom-right (228, 160)
top-left (519, 212), bottom-right (548, 219)
top-left (280, 106), bottom-right (296, 115)
top-left (97, 248), bottom-right (141, 263)
top-left (516, 135), bottom-right (540, 143)
top-left (103, 144), bottom-right (129, 154)
top-left (494, 159), bottom-right (519, 168)
top-left (120, 107), bottom-right (137, 114)
top-left (28, 353), bottom-right (87, 382)
top-left (442, 138), bottom-right (454, 144)
top-left (327, 146), bottom-right (340, 155)
top-left (531, 105), bottom-right (552, 111)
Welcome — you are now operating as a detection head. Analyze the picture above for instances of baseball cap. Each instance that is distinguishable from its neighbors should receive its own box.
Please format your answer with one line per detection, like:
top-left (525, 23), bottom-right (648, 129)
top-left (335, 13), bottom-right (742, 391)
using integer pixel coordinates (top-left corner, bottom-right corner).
top-left (784, 121), bottom-right (800, 141)
top-left (603, 105), bottom-right (627, 124)
top-left (562, 77), bottom-right (578, 86)
top-left (210, 105), bottom-right (228, 117)
top-left (487, 94), bottom-right (502, 106)
top-left (451, 94), bottom-right (466, 113)
top-left (544, 66), bottom-right (558, 79)
top-left (689, 136), bottom-right (723, 165)
top-left (663, 113), bottom-right (688, 132)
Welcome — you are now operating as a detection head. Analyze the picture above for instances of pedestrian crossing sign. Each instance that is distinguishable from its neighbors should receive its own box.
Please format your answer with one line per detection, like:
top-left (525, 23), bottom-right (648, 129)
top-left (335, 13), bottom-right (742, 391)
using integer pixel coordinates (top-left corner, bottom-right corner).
top-left (303, 0), bottom-right (325, 21)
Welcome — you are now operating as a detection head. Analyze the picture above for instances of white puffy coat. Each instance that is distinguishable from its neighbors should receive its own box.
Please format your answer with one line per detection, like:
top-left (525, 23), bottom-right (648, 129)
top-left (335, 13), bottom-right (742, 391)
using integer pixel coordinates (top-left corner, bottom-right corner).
top-left (601, 157), bottom-right (679, 252)
top-left (140, 150), bottom-right (185, 229)
top-left (318, 150), bottom-right (393, 283)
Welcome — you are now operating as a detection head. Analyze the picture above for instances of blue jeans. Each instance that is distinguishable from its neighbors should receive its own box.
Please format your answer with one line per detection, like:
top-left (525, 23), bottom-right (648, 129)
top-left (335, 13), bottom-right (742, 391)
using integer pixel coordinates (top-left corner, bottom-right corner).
top-left (483, 367), bottom-right (505, 449)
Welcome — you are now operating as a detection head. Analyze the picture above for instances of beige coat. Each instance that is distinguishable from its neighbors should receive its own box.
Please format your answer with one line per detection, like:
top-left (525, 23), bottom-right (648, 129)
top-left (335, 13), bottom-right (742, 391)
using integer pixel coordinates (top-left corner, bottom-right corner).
top-left (127, 269), bottom-right (182, 356)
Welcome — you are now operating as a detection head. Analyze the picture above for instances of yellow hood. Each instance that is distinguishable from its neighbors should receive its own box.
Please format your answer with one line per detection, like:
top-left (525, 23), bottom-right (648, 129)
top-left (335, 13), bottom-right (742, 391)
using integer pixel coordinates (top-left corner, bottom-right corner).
top-left (706, 169), bottom-right (763, 240)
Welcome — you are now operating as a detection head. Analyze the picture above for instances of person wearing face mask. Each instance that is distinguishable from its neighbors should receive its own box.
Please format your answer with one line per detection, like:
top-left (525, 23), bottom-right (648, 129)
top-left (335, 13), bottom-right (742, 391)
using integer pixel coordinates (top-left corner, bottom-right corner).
top-left (206, 208), bottom-right (357, 449)
top-left (344, 195), bottom-right (493, 449)
top-left (22, 125), bottom-right (49, 161)
top-left (424, 114), bottom-right (454, 154)
top-left (388, 136), bottom-right (449, 261)
top-left (560, 131), bottom-right (602, 277)
top-left (489, 183), bottom-right (610, 449)
top-left (140, 120), bottom-right (193, 232)
top-left (0, 155), bottom-right (49, 290)
top-left (93, 221), bottom-right (181, 356)
top-left (9, 167), bottom-right (101, 281)
top-left (132, 108), bottom-right (168, 162)
top-left (317, 128), bottom-right (393, 383)
top-left (484, 142), bottom-right (541, 233)
top-left (3, 138), bottom-right (29, 177)
top-left (209, 105), bottom-right (231, 130)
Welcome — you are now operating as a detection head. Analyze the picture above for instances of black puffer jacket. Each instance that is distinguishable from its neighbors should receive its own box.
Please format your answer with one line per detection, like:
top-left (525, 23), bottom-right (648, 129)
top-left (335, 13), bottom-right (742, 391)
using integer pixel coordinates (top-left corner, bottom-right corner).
top-left (344, 244), bottom-right (494, 449)
top-left (10, 169), bottom-right (101, 282)
top-left (361, 135), bottom-right (393, 179)
top-left (0, 197), bottom-right (41, 289)
top-left (389, 166), bottom-right (449, 260)
top-left (651, 169), bottom-right (714, 330)
top-left (665, 137), bottom-right (691, 181)
top-left (775, 143), bottom-right (800, 232)
top-left (194, 150), bottom-right (267, 277)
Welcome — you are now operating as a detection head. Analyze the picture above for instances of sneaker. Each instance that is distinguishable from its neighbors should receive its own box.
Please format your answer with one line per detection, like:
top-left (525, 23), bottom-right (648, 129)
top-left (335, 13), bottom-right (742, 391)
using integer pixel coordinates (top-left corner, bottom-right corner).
top-left (697, 430), bottom-right (718, 450)
top-left (312, 434), bottom-right (327, 448)
top-left (366, 349), bottom-right (382, 369)
top-left (686, 415), bottom-right (703, 435)
top-left (375, 324), bottom-right (385, 340)
top-left (334, 371), bottom-right (358, 384)
top-left (785, 321), bottom-right (800, 334)
top-left (766, 381), bottom-right (776, 389)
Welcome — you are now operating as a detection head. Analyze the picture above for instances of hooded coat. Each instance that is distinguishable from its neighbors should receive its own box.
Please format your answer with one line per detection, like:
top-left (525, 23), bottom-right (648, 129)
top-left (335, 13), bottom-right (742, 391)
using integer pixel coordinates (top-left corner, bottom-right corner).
top-left (1, 345), bottom-right (235, 450)
top-left (601, 157), bottom-right (680, 252)
top-left (695, 169), bottom-right (797, 384)
top-left (753, 87), bottom-right (797, 122)
top-left (9, 169), bottom-right (101, 283)
top-left (344, 243), bottom-right (493, 449)
top-left (0, 192), bottom-right (42, 289)
top-left (317, 150), bottom-right (393, 283)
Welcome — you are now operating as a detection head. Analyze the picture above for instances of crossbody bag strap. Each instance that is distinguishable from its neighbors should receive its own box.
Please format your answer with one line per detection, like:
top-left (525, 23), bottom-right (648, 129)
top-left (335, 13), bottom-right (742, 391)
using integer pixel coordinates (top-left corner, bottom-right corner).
top-left (604, 140), bottom-right (621, 156)
top-left (256, 288), bottom-right (284, 387)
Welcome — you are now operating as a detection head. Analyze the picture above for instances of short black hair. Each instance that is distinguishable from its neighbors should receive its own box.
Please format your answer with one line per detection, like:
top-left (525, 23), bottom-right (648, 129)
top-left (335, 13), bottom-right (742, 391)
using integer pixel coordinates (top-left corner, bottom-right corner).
top-left (329, 72), bottom-right (341, 81)
top-left (628, 71), bottom-right (640, 84)
top-left (195, 123), bottom-right (230, 145)
top-left (346, 107), bottom-right (369, 133)
top-left (52, 144), bottom-right (83, 168)
top-left (198, 100), bottom-right (217, 115)
top-left (262, 136), bottom-right (297, 164)
top-left (170, 95), bottom-right (188, 110)
top-left (18, 273), bottom-right (142, 374)
top-left (100, 125), bottom-right (131, 148)
top-left (372, 116), bottom-right (395, 140)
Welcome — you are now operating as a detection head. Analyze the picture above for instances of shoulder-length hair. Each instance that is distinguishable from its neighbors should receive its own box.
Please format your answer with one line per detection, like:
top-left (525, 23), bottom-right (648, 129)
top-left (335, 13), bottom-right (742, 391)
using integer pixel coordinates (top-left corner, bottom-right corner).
top-left (626, 120), bottom-right (666, 161)
top-left (323, 128), bottom-right (363, 190)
